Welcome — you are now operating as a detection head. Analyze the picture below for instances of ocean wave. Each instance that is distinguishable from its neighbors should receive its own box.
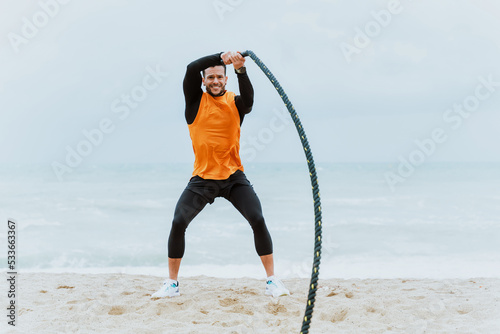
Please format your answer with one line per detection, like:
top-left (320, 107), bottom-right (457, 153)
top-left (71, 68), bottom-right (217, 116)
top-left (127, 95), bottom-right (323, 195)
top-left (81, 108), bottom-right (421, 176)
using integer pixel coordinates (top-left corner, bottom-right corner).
top-left (7, 254), bottom-right (500, 279)
top-left (18, 218), bottom-right (62, 230)
top-left (325, 197), bottom-right (393, 206)
top-left (88, 198), bottom-right (167, 210)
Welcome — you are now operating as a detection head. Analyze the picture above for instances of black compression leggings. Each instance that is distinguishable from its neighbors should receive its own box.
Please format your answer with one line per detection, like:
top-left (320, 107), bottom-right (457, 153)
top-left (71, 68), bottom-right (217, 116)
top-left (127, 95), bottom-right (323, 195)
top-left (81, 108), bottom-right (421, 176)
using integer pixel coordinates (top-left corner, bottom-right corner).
top-left (167, 185), bottom-right (273, 258)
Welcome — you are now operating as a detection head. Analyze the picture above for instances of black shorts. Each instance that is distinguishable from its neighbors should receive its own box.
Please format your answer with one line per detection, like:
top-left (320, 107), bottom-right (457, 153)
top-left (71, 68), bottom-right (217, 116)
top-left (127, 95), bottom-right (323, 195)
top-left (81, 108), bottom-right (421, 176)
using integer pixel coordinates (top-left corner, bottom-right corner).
top-left (168, 169), bottom-right (273, 258)
top-left (185, 170), bottom-right (252, 204)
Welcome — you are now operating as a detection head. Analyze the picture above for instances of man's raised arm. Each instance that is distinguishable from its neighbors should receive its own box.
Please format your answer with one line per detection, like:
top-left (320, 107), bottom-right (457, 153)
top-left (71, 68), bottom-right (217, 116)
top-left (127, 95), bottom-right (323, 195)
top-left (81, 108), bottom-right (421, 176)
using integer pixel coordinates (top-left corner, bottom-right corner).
top-left (183, 53), bottom-right (224, 122)
top-left (235, 69), bottom-right (254, 115)
top-left (221, 51), bottom-right (254, 116)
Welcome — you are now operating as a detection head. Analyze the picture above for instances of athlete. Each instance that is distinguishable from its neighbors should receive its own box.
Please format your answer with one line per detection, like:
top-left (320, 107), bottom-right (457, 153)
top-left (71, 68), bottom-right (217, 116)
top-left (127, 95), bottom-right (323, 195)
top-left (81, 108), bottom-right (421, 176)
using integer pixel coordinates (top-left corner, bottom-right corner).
top-left (152, 51), bottom-right (289, 298)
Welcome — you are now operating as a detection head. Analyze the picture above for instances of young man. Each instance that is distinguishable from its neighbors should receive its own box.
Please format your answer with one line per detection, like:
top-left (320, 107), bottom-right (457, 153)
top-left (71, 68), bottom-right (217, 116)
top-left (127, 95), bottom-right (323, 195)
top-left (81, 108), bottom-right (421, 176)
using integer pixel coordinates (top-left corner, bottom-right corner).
top-left (152, 51), bottom-right (289, 298)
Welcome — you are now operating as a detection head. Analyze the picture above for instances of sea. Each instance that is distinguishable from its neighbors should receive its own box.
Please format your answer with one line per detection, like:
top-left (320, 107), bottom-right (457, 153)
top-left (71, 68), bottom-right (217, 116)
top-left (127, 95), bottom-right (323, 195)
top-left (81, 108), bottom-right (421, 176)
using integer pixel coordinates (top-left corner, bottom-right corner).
top-left (1, 162), bottom-right (499, 279)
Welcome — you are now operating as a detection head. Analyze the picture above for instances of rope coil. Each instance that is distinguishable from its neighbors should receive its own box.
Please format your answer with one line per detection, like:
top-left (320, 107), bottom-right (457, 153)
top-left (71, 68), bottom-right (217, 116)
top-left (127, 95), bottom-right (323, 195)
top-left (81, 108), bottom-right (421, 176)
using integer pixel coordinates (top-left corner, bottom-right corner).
top-left (240, 50), bottom-right (323, 334)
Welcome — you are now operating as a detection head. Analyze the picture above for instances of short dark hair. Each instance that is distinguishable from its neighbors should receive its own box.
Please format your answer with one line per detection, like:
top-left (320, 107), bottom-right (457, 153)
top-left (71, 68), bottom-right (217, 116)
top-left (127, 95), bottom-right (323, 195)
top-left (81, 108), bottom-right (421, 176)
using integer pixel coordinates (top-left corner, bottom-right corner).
top-left (202, 64), bottom-right (226, 77)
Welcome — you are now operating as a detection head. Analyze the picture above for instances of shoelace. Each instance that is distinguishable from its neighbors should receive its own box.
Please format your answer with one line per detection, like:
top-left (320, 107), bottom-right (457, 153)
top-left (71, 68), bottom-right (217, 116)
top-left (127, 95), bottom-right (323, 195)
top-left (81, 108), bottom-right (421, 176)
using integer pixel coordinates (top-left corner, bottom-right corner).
top-left (267, 280), bottom-right (279, 287)
top-left (164, 280), bottom-right (178, 288)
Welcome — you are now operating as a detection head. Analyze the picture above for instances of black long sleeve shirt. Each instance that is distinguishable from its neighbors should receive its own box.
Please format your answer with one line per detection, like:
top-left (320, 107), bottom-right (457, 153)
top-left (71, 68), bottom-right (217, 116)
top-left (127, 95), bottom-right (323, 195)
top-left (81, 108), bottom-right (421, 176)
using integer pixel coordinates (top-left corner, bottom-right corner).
top-left (183, 52), bottom-right (254, 125)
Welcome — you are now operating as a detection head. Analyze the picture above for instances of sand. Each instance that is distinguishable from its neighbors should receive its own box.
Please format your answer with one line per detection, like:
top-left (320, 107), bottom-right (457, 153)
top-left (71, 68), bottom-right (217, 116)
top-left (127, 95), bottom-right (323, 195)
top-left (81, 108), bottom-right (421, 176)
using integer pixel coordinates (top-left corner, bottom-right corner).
top-left (1, 273), bottom-right (499, 333)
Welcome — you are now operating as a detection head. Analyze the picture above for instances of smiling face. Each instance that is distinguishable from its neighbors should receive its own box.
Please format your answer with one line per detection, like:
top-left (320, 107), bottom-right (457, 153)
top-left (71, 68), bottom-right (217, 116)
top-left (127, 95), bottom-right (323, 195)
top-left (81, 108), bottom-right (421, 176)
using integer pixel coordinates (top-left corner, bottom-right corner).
top-left (202, 66), bottom-right (228, 97)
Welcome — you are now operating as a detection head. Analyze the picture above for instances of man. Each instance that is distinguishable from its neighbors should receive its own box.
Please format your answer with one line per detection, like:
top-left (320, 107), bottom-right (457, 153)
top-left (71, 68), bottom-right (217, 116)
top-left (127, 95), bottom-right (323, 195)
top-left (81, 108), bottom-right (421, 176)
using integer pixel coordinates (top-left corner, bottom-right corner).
top-left (152, 51), bottom-right (289, 298)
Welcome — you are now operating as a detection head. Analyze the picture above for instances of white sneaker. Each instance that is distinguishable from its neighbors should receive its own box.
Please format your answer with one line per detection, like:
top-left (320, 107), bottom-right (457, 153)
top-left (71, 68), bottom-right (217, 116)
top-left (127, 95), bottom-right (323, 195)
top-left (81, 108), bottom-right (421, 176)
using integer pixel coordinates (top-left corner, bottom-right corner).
top-left (265, 276), bottom-right (290, 297)
top-left (151, 279), bottom-right (180, 298)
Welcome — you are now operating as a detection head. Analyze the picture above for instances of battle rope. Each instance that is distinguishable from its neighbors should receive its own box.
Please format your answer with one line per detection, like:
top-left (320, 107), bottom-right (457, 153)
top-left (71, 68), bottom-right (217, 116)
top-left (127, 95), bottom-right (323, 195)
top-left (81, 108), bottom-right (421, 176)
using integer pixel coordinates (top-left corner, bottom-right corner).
top-left (240, 50), bottom-right (322, 334)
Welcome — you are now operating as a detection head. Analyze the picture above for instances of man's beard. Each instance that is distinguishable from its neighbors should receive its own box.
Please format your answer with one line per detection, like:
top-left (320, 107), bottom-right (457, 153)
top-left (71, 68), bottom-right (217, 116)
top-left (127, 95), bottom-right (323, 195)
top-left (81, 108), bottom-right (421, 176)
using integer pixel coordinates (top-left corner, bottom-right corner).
top-left (207, 84), bottom-right (226, 97)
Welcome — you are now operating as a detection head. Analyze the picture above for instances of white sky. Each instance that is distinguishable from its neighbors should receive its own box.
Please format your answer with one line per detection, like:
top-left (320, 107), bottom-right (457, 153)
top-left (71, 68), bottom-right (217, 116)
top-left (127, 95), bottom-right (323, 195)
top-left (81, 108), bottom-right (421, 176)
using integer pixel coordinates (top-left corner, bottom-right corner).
top-left (1, 0), bottom-right (500, 165)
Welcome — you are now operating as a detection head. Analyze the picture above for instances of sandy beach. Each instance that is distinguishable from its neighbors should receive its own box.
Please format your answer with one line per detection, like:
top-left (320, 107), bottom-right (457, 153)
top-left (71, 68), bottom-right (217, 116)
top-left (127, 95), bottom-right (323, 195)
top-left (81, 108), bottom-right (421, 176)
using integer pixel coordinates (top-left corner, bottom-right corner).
top-left (1, 273), bottom-right (498, 333)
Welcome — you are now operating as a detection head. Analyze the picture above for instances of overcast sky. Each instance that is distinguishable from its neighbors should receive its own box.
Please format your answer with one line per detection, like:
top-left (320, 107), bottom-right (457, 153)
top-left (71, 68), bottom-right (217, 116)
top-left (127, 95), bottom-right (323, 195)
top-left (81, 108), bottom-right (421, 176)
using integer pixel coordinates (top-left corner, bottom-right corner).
top-left (1, 0), bottom-right (499, 166)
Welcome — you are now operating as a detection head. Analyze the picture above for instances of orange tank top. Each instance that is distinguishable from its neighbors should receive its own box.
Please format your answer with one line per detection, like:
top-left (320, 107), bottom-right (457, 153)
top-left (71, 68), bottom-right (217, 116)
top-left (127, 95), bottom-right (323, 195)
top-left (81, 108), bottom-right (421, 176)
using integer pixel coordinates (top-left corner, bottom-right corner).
top-left (188, 91), bottom-right (244, 180)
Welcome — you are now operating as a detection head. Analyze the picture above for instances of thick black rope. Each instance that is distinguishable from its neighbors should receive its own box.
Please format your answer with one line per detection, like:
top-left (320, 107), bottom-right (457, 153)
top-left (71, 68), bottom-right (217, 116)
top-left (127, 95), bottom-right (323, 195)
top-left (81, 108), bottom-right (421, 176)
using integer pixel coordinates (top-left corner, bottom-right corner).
top-left (240, 50), bottom-right (322, 334)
